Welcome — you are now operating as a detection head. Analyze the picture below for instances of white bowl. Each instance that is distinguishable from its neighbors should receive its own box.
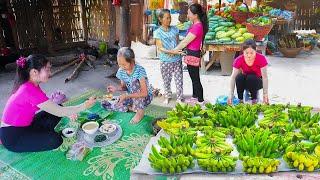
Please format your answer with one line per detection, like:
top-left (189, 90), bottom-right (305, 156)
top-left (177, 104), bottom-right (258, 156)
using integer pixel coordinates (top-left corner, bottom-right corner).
top-left (82, 121), bottom-right (99, 135)
top-left (108, 96), bottom-right (119, 104)
top-left (62, 128), bottom-right (76, 138)
top-left (99, 123), bottom-right (117, 136)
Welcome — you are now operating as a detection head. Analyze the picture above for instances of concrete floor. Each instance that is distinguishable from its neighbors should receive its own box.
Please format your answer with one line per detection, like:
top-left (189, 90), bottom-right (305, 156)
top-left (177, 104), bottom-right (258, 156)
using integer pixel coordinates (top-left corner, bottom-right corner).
top-left (1, 45), bottom-right (320, 117)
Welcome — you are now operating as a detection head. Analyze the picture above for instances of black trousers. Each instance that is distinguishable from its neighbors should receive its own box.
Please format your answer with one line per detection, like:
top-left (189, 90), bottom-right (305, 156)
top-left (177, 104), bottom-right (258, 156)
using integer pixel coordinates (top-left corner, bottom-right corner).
top-left (236, 73), bottom-right (262, 100)
top-left (0, 111), bottom-right (62, 152)
top-left (186, 49), bottom-right (204, 102)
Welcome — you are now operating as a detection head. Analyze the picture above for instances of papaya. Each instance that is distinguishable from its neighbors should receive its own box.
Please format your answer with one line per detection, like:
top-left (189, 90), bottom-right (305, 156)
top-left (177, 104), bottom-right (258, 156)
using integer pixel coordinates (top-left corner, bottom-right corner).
top-left (235, 23), bottom-right (243, 29)
top-left (238, 28), bottom-right (247, 34)
top-left (216, 32), bottom-right (227, 39)
top-left (231, 32), bottom-right (242, 39)
top-left (225, 30), bottom-right (236, 37)
top-left (236, 37), bottom-right (245, 42)
top-left (243, 33), bottom-right (255, 39)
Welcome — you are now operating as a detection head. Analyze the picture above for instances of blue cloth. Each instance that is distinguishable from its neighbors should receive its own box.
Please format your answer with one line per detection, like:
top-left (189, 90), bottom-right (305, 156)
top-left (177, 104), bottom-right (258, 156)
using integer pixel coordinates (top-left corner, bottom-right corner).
top-left (216, 95), bottom-right (240, 105)
top-left (116, 64), bottom-right (153, 96)
top-left (153, 26), bottom-right (182, 63)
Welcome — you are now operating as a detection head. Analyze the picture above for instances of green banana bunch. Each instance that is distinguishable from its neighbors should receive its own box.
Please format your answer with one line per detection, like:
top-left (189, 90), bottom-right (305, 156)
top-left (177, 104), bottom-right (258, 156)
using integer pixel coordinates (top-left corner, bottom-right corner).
top-left (288, 104), bottom-right (318, 128)
top-left (195, 133), bottom-right (233, 154)
top-left (195, 126), bottom-right (231, 136)
top-left (168, 103), bottom-right (205, 120)
top-left (285, 141), bottom-right (317, 154)
top-left (216, 105), bottom-right (258, 128)
top-left (196, 152), bottom-right (238, 172)
top-left (259, 103), bottom-right (287, 113)
top-left (241, 156), bottom-right (280, 174)
top-left (300, 124), bottom-right (320, 143)
top-left (149, 145), bottom-right (194, 174)
top-left (315, 145), bottom-right (320, 157)
top-left (234, 127), bottom-right (282, 158)
top-left (283, 151), bottom-right (320, 171)
top-left (259, 111), bottom-right (289, 129)
top-left (279, 132), bottom-right (305, 150)
top-left (158, 135), bottom-right (193, 157)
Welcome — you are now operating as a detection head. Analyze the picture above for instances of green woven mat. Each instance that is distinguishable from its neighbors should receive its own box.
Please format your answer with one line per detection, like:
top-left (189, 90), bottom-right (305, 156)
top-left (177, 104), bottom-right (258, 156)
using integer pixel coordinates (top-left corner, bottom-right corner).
top-left (0, 89), bottom-right (171, 180)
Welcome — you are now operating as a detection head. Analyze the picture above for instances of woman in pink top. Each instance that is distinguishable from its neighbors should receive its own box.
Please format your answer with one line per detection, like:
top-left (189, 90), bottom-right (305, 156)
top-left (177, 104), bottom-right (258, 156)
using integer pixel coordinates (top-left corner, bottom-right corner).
top-left (170, 3), bottom-right (208, 104)
top-left (228, 40), bottom-right (269, 104)
top-left (0, 55), bottom-right (96, 152)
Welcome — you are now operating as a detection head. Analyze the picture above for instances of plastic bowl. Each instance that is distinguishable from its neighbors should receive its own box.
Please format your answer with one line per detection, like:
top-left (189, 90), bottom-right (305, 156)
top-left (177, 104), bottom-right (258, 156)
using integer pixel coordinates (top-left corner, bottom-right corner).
top-left (99, 123), bottom-right (117, 136)
top-left (82, 121), bottom-right (99, 135)
top-left (62, 127), bottom-right (76, 138)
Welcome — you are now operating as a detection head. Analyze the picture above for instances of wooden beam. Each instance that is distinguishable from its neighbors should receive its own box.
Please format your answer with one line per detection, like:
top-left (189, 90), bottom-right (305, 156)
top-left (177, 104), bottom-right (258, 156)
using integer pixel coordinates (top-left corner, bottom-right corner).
top-left (120, 0), bottom-right (131, 47)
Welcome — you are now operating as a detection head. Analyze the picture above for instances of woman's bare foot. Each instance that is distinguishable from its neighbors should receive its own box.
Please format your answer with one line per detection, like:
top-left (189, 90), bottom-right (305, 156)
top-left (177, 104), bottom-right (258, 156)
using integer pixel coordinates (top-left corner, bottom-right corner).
top-left (130, 109), bottom-right (144, 124)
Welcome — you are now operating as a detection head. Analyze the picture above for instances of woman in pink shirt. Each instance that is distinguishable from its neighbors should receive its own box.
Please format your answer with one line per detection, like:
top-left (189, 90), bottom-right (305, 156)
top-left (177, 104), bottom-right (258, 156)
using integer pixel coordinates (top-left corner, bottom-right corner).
top-left (0, 55), bottom-right (96, 152)
top-left (170, 3), bottom-right (208, 104)
top-left (228, 40), bottom-right (269, 104)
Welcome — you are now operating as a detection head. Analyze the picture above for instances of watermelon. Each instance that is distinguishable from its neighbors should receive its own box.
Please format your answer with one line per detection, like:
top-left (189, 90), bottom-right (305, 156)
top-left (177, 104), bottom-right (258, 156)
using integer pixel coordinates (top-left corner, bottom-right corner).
top-left (218, 37), bottom-right (232, 43)
top-left (214, 26), bottom-right (224, 32)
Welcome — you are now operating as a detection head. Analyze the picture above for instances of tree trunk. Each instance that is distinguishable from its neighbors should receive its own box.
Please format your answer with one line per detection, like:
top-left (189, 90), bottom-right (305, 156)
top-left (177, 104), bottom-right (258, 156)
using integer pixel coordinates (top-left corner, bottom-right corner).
top-left (120, 0), bottom-right (131, 47)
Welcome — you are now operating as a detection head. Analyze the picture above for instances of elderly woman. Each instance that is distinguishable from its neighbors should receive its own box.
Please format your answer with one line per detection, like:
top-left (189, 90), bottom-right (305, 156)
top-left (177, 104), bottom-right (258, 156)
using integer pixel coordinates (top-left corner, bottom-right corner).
top-left (107, 47), bottom-right (153, 124)
top-left (228, 40), bottom-right (269, 104)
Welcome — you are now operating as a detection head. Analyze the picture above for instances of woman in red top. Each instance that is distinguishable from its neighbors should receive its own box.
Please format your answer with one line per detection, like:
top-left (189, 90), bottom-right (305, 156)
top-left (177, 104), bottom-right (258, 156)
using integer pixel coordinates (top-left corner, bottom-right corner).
top-left (228, 40), bottom-right (269, 104)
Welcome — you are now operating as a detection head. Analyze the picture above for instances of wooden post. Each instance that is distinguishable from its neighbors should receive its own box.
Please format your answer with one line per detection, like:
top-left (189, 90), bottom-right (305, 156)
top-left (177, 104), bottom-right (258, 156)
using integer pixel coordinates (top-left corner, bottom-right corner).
top-left (5, 0), bottom-right (19, 50)
top-left (40, 0), bottom-right (55, 54)
top-left (120, 0), bottom-right (131, 47)
top-left (108, 1), bottom-right (116, 46)
top-left (80, 0), bottom-right (88, 42)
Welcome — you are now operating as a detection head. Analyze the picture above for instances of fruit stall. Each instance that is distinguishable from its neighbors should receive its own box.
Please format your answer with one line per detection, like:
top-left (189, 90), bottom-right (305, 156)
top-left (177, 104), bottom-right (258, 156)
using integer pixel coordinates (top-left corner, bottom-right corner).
top-left (132, 103), bottom-right (320, 177)
top-left (203, 1), bottom-right (294, 75)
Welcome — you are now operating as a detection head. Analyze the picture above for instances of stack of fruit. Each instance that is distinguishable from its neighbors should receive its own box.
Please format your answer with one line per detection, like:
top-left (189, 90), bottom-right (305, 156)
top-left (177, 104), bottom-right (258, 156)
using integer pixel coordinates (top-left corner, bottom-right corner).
top-left (215, 105), bottom-right (258, 128)
top-left (288, 105), bottom-right (320, 128)
top-left (206, 12), bottom-right (254, 44)
top-left (259, 108), bottom-right (290, 129)
top-left (241, 156), bottom-right (280, 174)
top-left (233, 127), bottom-right (282, 158)
top-left (283, 150), bottom-right (320, 172)
top-left (195, 152), bottom-right (238, 172)
top-left (194, 131), bottom-right (233, 154)
top-left (148, 134), bottom-right (195, 174)
top-left (300, 124), bottom-right (320, 143)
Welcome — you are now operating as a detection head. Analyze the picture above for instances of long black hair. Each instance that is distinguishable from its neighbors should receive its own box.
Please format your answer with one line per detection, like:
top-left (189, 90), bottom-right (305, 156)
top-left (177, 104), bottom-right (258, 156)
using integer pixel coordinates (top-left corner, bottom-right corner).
top-left (12, 54), bottom-right (49, 94)
top-left (189, 3), bottom-right (208, 46)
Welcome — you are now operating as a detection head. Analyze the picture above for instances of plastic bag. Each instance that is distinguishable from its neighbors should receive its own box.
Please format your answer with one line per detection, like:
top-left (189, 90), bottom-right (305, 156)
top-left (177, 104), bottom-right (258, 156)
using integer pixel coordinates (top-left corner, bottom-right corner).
top-left (216, 95), bottom-right (240, 105)
top-left (66, 142), bottom-right (92, 161)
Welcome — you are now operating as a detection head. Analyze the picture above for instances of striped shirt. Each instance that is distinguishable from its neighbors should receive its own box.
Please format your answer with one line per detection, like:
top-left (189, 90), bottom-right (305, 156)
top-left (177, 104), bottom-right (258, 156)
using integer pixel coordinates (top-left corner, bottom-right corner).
top-left (153, 26), bottom-right (182, 63)
top-left (116, 64), bottom-right (153, 96)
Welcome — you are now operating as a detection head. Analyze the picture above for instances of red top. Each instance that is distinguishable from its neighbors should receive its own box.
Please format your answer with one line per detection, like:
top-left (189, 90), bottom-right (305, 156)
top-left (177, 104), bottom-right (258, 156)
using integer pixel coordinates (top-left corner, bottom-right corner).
top-left (233, 53), bottom-right (268, 77)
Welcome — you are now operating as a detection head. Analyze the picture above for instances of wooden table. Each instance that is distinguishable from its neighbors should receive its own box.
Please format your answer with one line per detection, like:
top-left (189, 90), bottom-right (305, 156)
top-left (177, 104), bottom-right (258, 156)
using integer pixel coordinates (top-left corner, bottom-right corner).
top-left (203, 41), bottom-right (268, 75)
